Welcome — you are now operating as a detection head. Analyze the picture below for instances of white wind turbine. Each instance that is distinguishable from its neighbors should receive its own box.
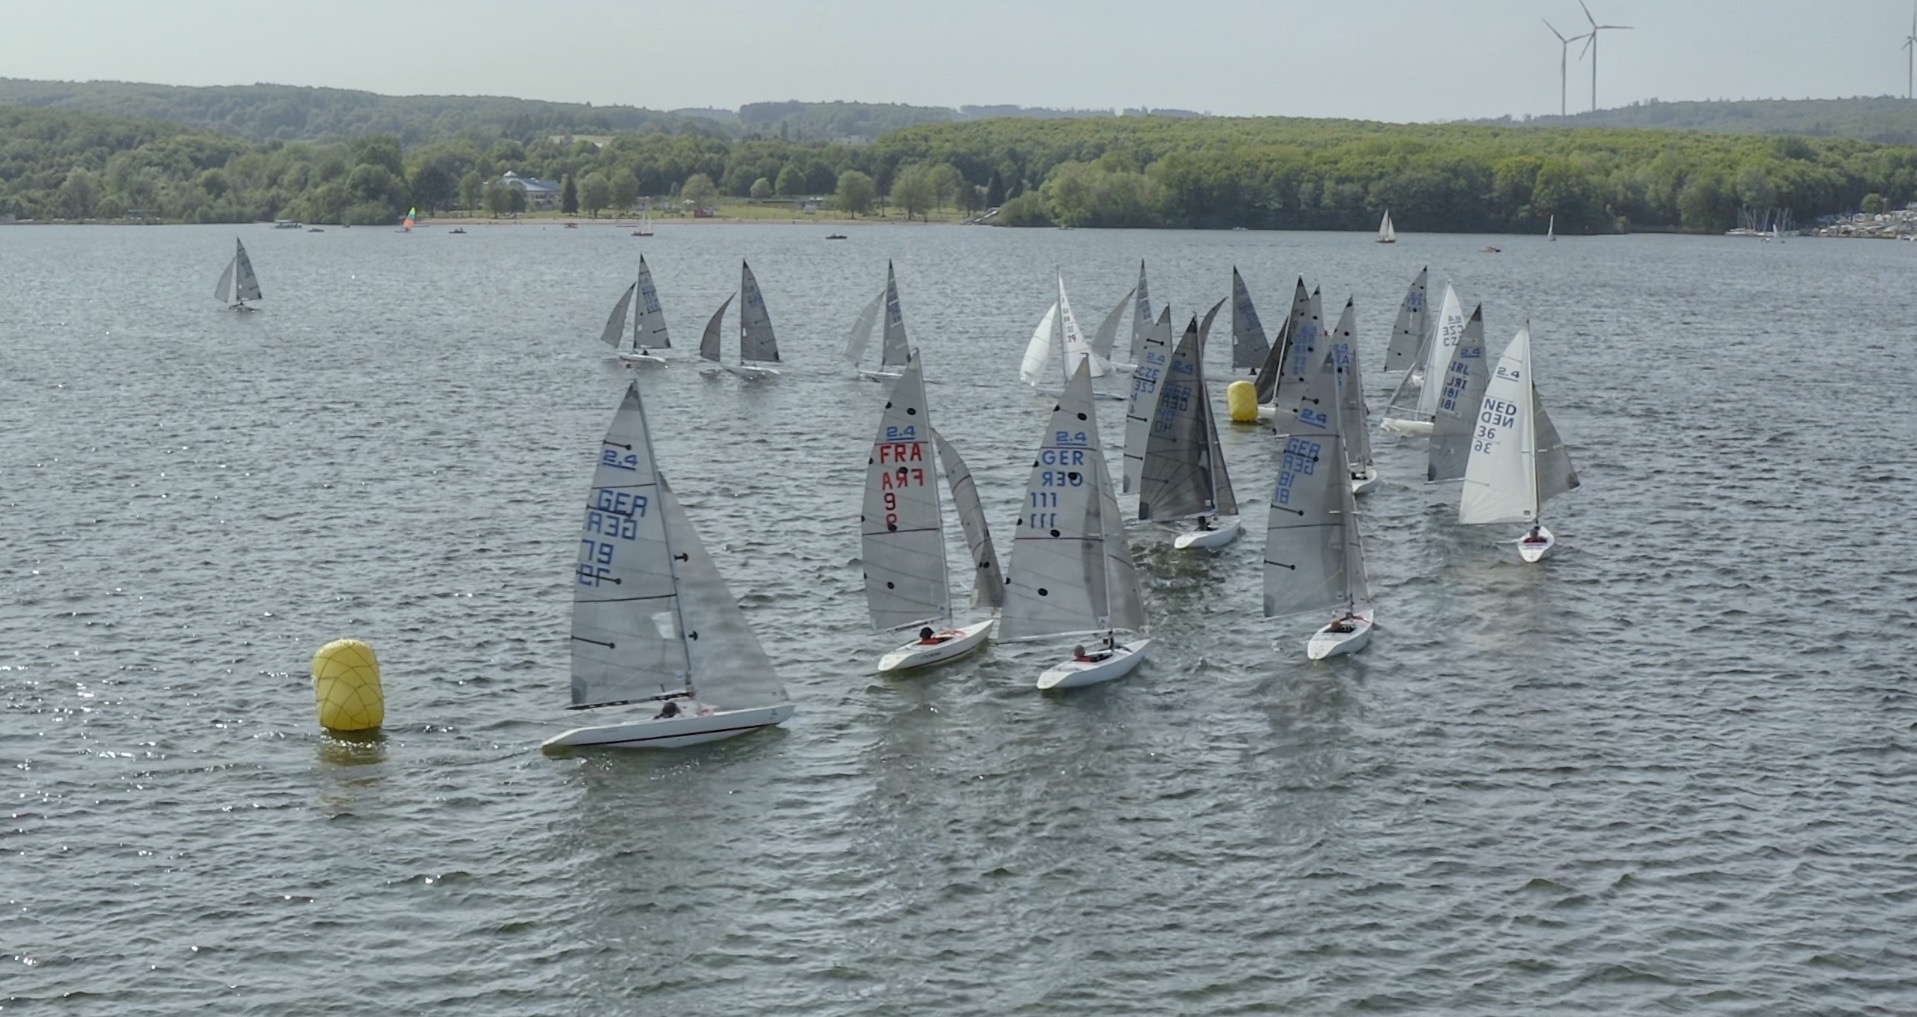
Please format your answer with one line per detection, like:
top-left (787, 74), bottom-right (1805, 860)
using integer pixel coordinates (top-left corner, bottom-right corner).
top-left (1578, 0), bottom-right (1633, 113)
top-left (1544, 19), bottom-right (1592, 117)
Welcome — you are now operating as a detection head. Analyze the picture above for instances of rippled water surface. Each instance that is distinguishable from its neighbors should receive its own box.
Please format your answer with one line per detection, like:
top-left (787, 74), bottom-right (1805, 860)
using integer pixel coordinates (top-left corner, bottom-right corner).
top-left (5, 222), bottom-right (1916, 1014)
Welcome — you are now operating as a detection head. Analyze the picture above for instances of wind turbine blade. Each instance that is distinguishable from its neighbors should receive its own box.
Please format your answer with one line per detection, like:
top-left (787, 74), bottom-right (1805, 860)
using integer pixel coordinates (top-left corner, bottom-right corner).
top-left (1580, 34), bottom-right (1595, 58)
top-left (1543, 17), bottom-right (1568, 42)
top-left (1600, 23), bottom-right (1633, 30)
top-left (1578, 0), bottom-right (1598, 27)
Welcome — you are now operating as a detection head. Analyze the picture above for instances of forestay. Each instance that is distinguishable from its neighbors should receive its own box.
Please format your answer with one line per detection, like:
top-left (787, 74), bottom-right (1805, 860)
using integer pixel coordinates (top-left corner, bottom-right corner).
top-left (1121, 308), bottom-right (1174, 494)
top-left (1139, 320), bottom-right (1237, 521)
top-left (571, 383), bottom-right (690, 709)
top-left (699, 295), bottom-right (733, 363)
top-left (862, 353), bottom-right (949, 633)
top-left (1384, 267), bottom-right (1429, 371)
top-left (931, 428), bottom-right (1006, 610)
top-left (1426, 305), bottom-right (1488, 482)
top-left (738, 261), bottom-right (781, 363)
top-left (1230, 267), bottom-right (1269, 372)
top-left (1001, 362), bottom-right (1145, 642)
top-left (1264, 348), bottom-right (1367, 620)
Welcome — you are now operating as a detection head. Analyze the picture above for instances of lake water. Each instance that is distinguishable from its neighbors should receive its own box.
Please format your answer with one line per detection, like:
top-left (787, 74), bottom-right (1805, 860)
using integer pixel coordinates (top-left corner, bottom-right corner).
top-left (4, 221), bottom-right (1915, 1015)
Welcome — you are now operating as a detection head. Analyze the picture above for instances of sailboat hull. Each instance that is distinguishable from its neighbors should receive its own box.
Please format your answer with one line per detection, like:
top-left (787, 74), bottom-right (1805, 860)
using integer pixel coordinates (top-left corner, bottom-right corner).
top-left (1306, 613), bottom-right (1373, 660)
top-left (1518, 524), bottom-right (1556, 563)
top-left (618, 351), bottom-right (668, 367)
top-left (1350, 467), bottom-right (1380, 496)
top-left (876, 620), bottom-right (994, 673)
top-left (1172, 518), bottom-right (1242, 550)
top-left (856, 367), bottom-right (904, 382)
top-left (540, 703), bottom-right (795, 752)
top-left (1036, 638), bottom-right (1151, 690)
top-left (1380, 416), bottom-right (1433, 437)
top-left (725, 363), bottom-right (781, 380)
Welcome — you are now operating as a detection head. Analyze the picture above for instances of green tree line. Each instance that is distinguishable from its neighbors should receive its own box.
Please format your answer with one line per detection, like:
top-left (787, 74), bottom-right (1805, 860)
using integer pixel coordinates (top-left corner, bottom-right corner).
top-left (5, 103), bottom-right (1915, 232)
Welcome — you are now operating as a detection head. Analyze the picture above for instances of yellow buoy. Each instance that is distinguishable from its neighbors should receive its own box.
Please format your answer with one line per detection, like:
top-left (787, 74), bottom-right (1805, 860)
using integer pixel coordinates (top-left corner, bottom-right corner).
top-left (1226, 379), bottom-right (1259, 423)
top-left (312, 639), bottom-right (384, 732)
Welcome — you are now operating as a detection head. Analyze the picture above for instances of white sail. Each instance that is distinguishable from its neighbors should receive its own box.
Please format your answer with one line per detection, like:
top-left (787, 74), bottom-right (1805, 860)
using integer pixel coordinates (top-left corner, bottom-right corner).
top-left (571, 383), bottom-right (692, 709)
top-left (844, 288), bottom-right (884, 366)
top-left (1384, 281), bottom-right (1464, 425)
top-left (699, 295), bottom-right (733, 363)
top-left (1264, 347), bottom-right (1364, 619)
top-left (1547, 214), bottom-right (1556, 241)
top-left (1121, 307), bottom-right (1174, 494)
top-left (1256, 278), bottom-right (1311, 405)
top-left (1426, 305), bottom-right (1488, 483)
top-left (1020, 301), bottom-right (1059, 386)
top-left (930, 428), bottom-right (1005, 610)
top-left (600, 283), bottom-right (638, 349)
top-left (1091, 286), bottom-right (1135, 363)
top-left (861, 353), bottom-right (948, 632)
top-left (1384, 267), bottom-right (1429, 372)
top-left (231, 240), bottom-right (262, 301)
top-left (1056, 277), bottom-right (1110, 379)
top-left (1197, 295), bottom-right (1227, 347)
top-left (657, 477), bottom-right (787, 710)
top-left (879, 262), bottom-right (910, 368)
top-left (738, 261), bottom-right (780, 364)
top-left (634, 256), bottom-right (670, 349)
top-left (1378, 210), bottom-right (1396, 243)
top-left (1459, 323), bottom-right (1540, 525)
top-left (1128, 260), bottom-right (1154, 365)
top-left (1001, 361), bottom-right (1142, 641)
top-left (1325, 298), bottom-right (1373, 473)
top-left (1139, 319), bottom-right (1236, 521)
top-left (1230, 267), bottom-right (1269, 372)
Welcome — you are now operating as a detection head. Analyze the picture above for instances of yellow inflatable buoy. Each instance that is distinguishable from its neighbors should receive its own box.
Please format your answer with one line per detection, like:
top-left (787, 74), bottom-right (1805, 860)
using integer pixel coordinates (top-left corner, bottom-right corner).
top-left (312, 639), bottom-right (384, 732)
top-left (1226, 379), bottom-right (1260, 423)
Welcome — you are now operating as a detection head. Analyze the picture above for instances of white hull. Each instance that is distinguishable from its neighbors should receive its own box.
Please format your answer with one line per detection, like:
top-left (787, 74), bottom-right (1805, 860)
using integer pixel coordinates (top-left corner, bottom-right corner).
top-left (1172, 517), bottom-right (1242, 550)
top-left (1518, 524), bottom-right (1556, 563)
top-left (1350, 467), bottom-right (1380, 496)
top-left (857, 367), bottom-right (904, 382)
top-left (1108, 361), bottom-right (1137, 374)
top-left (1255, 403), bottom-right (1277, 422)
top-left (540, 702), bottom-right (795, 752)
top-left (1380, 416), bottom-right (1433, 437)
top-left (1036, 638), bottom-right (1151, 690)
top-left (1306, 612), bottom-right (1373, 660)
top-left (618, 351), bottom-right (668, 367)
top-left (877, 620), bottom-right (994, 673)
top-left (725, 363), bottom-right (781, 380)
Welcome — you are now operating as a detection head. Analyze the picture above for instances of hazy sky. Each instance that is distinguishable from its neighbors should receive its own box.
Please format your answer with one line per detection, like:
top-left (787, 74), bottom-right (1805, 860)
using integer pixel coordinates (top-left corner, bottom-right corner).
top-left (5, 1), bottom-right (1914, 122)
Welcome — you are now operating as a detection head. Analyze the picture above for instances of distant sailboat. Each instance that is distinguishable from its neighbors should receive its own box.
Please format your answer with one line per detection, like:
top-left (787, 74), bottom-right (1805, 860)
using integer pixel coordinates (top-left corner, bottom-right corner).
top-left (214, 238), bottom-right (262, 311)
top-left (1018, 273), bottom-right (1120, 399)
top-left (599, 254), bottom-right (672, 366)
top-left (1459, 322), bottom-right (1581, 562)
top-left (1323, 298), bottom-right (1379, 495)
top-left (1547, 214), bottom-right (1556, 241)
top-left (633, 208), bottom-right (654, 237)
top-left (541, 381), bottom-right (796, 751)
top-left (1002, 360), bottom-right (1151, 690)
top-left (862, 351), bottom-right (1005, 672)
top-left (1138, 318), bottom-right (1241, 549)
top-left (844, 261), bottom-right (911, 381)
top-left (1230, 267), bottom-right (1270, 375)
top-left (402, 207), bottom-right (416, 232)
top-left (1380, 282), bottom-right (1466, 436)
top-left (1265, 343), bottom-right (1373, 660)
top-left (1377, 209), bottom-right (1397, 244)
top-left (697, 261), bottom-right (781, 379)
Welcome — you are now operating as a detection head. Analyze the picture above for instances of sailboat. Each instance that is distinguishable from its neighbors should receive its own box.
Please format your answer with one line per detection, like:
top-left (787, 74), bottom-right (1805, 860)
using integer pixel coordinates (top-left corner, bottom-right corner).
top-left (599, 254), bottom-right (672, 366)
top-left (1379, 282), bottom-right (1466, 436)
top-left (1002, 360), bottom-right (1151, 690)
top-left (1377, 209), bottom-right (1397, 244)
top-left (1126, 259), bottom-right (1155, 371)
top-left (1139, 318), bottom-right (1240, 549)
top-left (862, 351), bottom-right (1005, 672)
top-left (1018, 273), bottom-right (1120, 399)
top-left (401, 207), bottom-right (416, 232)
top-left (1251, 278), bottom-right (1311, 419)
top-left (1424, 305), bottom-right (1488, 484)
top-left (1382, 267), bottom-right (1429, 377)
top-left (1459, 322), bottom-right (1581, 563)
top-left (633, 208), bottom-right (654, 237)
top-left (697, 261), bottom-right (782, 379)
top-left (1230, 267), bottom-right (1270, 376)
top-left (214, 238), bottom-right (262, 311)
top-left (1547, 214), bottom-right (1556, 242)
top-left (843, 261), bottom-right (910, 381)
top-left (1089, 284), bottom-right (1138, 373)
top-left (541, 381), bottom-right (796, 751)
top-left (1264, 343), bottom-right (1374, 660)
top-left (1120, 307), bottom-right (1175, 495)
top-left (1324, 298), bottom-right (1379, 495)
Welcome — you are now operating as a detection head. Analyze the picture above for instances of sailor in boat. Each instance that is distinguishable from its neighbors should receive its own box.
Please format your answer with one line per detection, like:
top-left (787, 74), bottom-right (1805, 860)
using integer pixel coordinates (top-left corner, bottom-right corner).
top-left (1194, 514), bottom-right (1216, 531)
top-left (1327, 612), bottom-right (1361, 634)
top-left (1522, 523), bottom-right (1548, 545)
top-left (916, 626), bottom-right (961, 646)
top-left (1072, 635), bottom-right (1119, 662)
top-left (654, 699), bottom-right (682, 719)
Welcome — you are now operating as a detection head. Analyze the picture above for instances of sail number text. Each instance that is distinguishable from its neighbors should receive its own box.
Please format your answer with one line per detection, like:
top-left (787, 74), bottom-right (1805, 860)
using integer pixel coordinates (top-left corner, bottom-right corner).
top-left (1473, 398), bottom-right (1519, 452)
top-left (1273, 437), bottom-right (1322, 506)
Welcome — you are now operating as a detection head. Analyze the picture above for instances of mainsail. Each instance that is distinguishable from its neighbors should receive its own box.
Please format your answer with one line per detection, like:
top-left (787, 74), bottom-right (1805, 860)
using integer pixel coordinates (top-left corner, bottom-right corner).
top-left (861, 353), bottom-right (948, 632)
top-left (1128, 260), bottom-right (1154, 366)
top-left (738, 261), bottom-right (780, 364)
top-left (634, 256), bottom-right (670, 349)
top-left (1384, 267), bottom-right (1429, 372)
top-left (1426, 305), bottom-right (1488, 482)
top-left (1383, 281), bottom-right (1464, 424)
top-left (1230, 268), bottom-right (1269, 372)
top-left (1001, 362), bottom-right (1144, 642)
top-left (878, 261), bottom-right (909, 369)
top-left (1264, 346), bottom-right (1367, 620)
top-left (1121, 307), bottom-right (1174, 494)
top-left (1460, 322), bottom-right (1549, 524)
top-left (217, 239), bottom-right (262, 304)
top-left (1325, 298), bottom-right (1373, 476)
top-left (1139, 320), bottom-right (1237, 522)
top-left (1255, 278), bottom-right (1311, 405)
